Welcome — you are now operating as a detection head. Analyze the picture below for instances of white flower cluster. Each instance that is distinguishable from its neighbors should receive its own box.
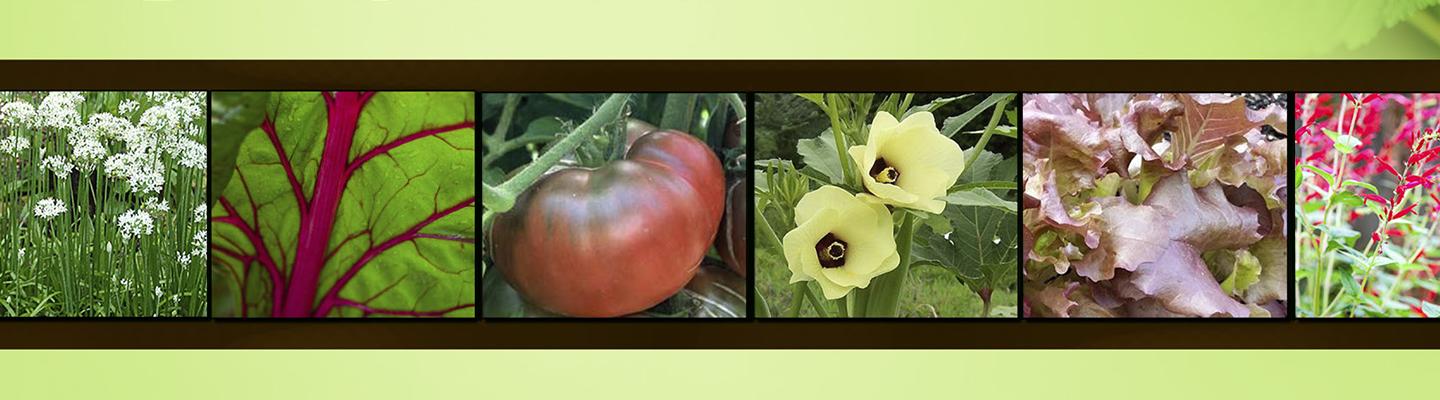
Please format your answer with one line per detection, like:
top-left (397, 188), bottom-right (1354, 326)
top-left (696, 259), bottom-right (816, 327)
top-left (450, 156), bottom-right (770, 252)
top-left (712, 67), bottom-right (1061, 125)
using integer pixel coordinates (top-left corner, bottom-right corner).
top-left (0, 101), bottom-right (36, 127)
top-left (104, 152), bottom-right (165, 194)
top-left (0, 135), bottom-right (28, 156)
top-left (143, 196), bottom-right (170, 214)
top-left (117, 99), bottom-right (139, 115)
top-left (0, 92), bottom-right (206, 195)
top-left (190, 229), bottom-right (206, 257)
top-left (33, 198), bottom-right (66, 220)
top-left (117, 209), bottom-right (155, 241)
top-left (36, 91), bottom-right (85, 130)
top-left (192, 204), bottom-right (206, 223)
top-left (40, 155), bottom-right (74, 177)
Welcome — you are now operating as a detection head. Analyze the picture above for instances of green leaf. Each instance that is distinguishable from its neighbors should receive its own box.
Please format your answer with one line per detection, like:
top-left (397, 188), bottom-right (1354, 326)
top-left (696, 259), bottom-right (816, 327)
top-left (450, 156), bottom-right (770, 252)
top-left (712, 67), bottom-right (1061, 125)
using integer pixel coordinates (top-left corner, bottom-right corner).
top-left (950, 181), bottom-right (1018, 192)
top-left (1322, 128), bottom-right (1361, 154)
top-left (1341, 179), bottom-right (1380, 194)
top-left (901, 94), bottom-right (972, 119)
top-left (957, 125), bottom-right (1017, 139)
top-left (943, 189), bottom-right (1017, 213)
top-left (1330, 190), bottom-right (1364, 207)
top-left (209, 91), bottom-right (271, 204)
top-left (1300, 164), bottom-right (1335, 191)
top-left (210, 92), bottom-right (476, 318)
top-left (912, 203), bottom-right (1018, 296)
top-left (795, 130), bottom-right (845, 185)
top-left (1219, 250), bottom-right (1262, 296)
top-left (941, 93), bottom-right (1013, 138)
top-left (956, 148), bottom-right (1010, 185)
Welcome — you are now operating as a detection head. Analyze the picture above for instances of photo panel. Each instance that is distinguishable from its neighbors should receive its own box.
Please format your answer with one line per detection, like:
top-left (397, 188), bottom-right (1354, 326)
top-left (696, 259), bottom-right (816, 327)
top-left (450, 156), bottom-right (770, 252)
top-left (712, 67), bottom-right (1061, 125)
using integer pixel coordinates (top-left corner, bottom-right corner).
top-left (0, 91), bottom-right (208, 318)
top-left (1296, 93), bottom-right (1440, 318)
top-left (480, 93), bottom-right (749, 318)
top-left (754, 93), bottom-right (1020, 319)
top-left (209, 91), bottom-right (476, 318)
top-left (1021, 93), bottom-right (1289, 319)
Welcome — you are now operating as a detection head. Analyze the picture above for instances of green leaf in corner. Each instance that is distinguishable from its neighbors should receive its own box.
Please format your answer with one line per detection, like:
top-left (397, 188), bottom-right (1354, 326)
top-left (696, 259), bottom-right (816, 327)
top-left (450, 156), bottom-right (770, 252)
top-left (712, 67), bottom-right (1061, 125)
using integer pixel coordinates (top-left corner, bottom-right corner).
top-left (940, 93), bottom-right (1014, 137)
top-left (901, 94), bottom-right (972, 119)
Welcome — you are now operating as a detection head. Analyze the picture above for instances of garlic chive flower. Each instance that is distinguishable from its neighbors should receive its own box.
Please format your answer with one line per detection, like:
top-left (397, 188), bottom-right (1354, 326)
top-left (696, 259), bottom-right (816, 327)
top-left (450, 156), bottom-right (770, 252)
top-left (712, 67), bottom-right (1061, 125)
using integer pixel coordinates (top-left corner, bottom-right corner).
top-left (0, 101), bottom-right (37, 127)
top-left (34, 198), bottom-right (67, 220)
top-left (118, 209), bottom-right (155, 241)
top-left (40, 155), bottom-right (74, 178)
top-left (783, 185), bottom-right (901, 299)
top-left (847, 111), bottom-right (966, 214)
top-left (0, 135), bottom-right (29, 157)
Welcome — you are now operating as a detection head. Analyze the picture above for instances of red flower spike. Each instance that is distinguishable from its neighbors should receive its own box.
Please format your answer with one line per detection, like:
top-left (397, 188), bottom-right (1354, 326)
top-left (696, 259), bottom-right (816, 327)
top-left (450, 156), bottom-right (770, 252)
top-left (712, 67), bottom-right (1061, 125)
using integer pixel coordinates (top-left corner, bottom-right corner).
top-left (1344, 93), bottom-right (1360, 104)
top-left (1377, 161), bottom-right (1401, 177)
top-left (1423, 164), bottom-right (1440, 180)
top-left (1372, 232), bottom-right (1382, 243)
top-left (1391, 204), bottom-right (1418, 220)
top-left (1399, 181), bottom-right (1422, 192)
top-left (1360, 193), bottom-right (1391, 205)
top-left (1407, 147), bottom-right (1440, 165)
top-left (1362, 93), bottom-right (1381, 104)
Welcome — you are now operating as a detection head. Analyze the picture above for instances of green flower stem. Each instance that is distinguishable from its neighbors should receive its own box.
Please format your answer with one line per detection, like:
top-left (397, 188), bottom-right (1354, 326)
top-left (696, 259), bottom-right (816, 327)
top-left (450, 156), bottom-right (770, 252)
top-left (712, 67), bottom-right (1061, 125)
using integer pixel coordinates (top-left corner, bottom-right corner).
top-left (824, 101), bottom-right (857, 187)
top-left (962, 94), bottom-right (1011, 173)
top-left (785, 283), bottom-right (804, 317)
top-left (481, 93), bottom-right (630, 213)
top-left (860, 212), bottom-right (916, 317)
top-left (1381, 217), bottom-right (1438, 308)
top-left (800, 285), bottom-right (828, 318)
top-left (850, 283), bottom-right (870, 317)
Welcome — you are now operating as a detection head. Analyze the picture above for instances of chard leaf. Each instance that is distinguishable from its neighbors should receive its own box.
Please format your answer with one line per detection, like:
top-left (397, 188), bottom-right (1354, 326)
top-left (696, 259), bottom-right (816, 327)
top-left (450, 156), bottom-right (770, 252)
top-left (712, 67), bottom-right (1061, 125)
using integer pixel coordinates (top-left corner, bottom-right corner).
top-left (210, 92), bottom-right (476, 318)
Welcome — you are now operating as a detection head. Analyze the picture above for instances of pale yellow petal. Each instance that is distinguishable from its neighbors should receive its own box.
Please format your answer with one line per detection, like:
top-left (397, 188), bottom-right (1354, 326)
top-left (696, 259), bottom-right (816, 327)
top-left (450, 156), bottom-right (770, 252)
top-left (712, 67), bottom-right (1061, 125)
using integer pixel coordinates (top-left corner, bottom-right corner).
top-left (813, 273), bottom-right (852, 300)
top-left (783, 207), bottom-right (839, 284)
top-left (792, 185), bottom-right (855, 225)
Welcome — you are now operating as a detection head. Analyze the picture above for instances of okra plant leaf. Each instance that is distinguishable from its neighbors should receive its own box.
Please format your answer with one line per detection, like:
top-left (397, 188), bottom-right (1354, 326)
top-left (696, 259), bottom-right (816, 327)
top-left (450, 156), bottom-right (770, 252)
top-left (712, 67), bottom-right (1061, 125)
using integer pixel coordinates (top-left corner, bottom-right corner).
top-left (210, 92), bottom-right (476, 318)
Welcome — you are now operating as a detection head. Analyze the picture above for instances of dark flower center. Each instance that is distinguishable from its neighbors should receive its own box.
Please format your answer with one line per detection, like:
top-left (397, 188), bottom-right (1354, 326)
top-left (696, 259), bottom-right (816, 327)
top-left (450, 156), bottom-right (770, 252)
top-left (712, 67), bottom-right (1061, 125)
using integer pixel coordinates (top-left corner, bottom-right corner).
top-left (814, 233), bottom-right (848, 269)
top-left (870, 157), bottom-right (899, 184)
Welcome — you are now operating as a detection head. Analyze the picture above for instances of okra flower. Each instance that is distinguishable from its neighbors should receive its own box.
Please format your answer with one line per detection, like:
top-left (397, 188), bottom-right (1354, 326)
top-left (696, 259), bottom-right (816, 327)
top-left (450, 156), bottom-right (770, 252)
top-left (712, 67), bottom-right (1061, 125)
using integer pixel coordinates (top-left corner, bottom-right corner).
top-left (848, 111), bottom-right (965, 214)
top-left (783, 185), bottom-right (900, 299)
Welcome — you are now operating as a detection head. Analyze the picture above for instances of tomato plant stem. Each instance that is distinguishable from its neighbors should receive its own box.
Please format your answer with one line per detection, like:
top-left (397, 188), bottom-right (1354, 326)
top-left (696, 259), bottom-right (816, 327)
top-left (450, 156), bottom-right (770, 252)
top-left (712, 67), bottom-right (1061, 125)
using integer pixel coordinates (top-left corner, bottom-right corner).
top-left (483, 94), bottom-right (630, 213)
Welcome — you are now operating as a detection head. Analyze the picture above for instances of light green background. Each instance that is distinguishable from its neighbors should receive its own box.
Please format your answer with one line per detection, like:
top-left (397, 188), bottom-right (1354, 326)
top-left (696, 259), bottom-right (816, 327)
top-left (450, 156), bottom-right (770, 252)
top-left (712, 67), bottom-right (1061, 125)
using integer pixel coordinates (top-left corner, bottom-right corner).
top-left (1, 2), bottom-right (1435, 399)
top-left (0, 0), bottom-right (1437, 59)
top-left (0, 350), bottom-right (1430, 398)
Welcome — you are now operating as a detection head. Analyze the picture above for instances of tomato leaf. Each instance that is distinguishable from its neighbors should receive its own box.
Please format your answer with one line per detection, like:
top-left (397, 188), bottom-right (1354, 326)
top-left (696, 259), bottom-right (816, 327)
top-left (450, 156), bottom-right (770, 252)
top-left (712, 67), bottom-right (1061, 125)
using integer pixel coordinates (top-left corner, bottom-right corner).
top-left (210, 92), bottom-right (476, 318)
